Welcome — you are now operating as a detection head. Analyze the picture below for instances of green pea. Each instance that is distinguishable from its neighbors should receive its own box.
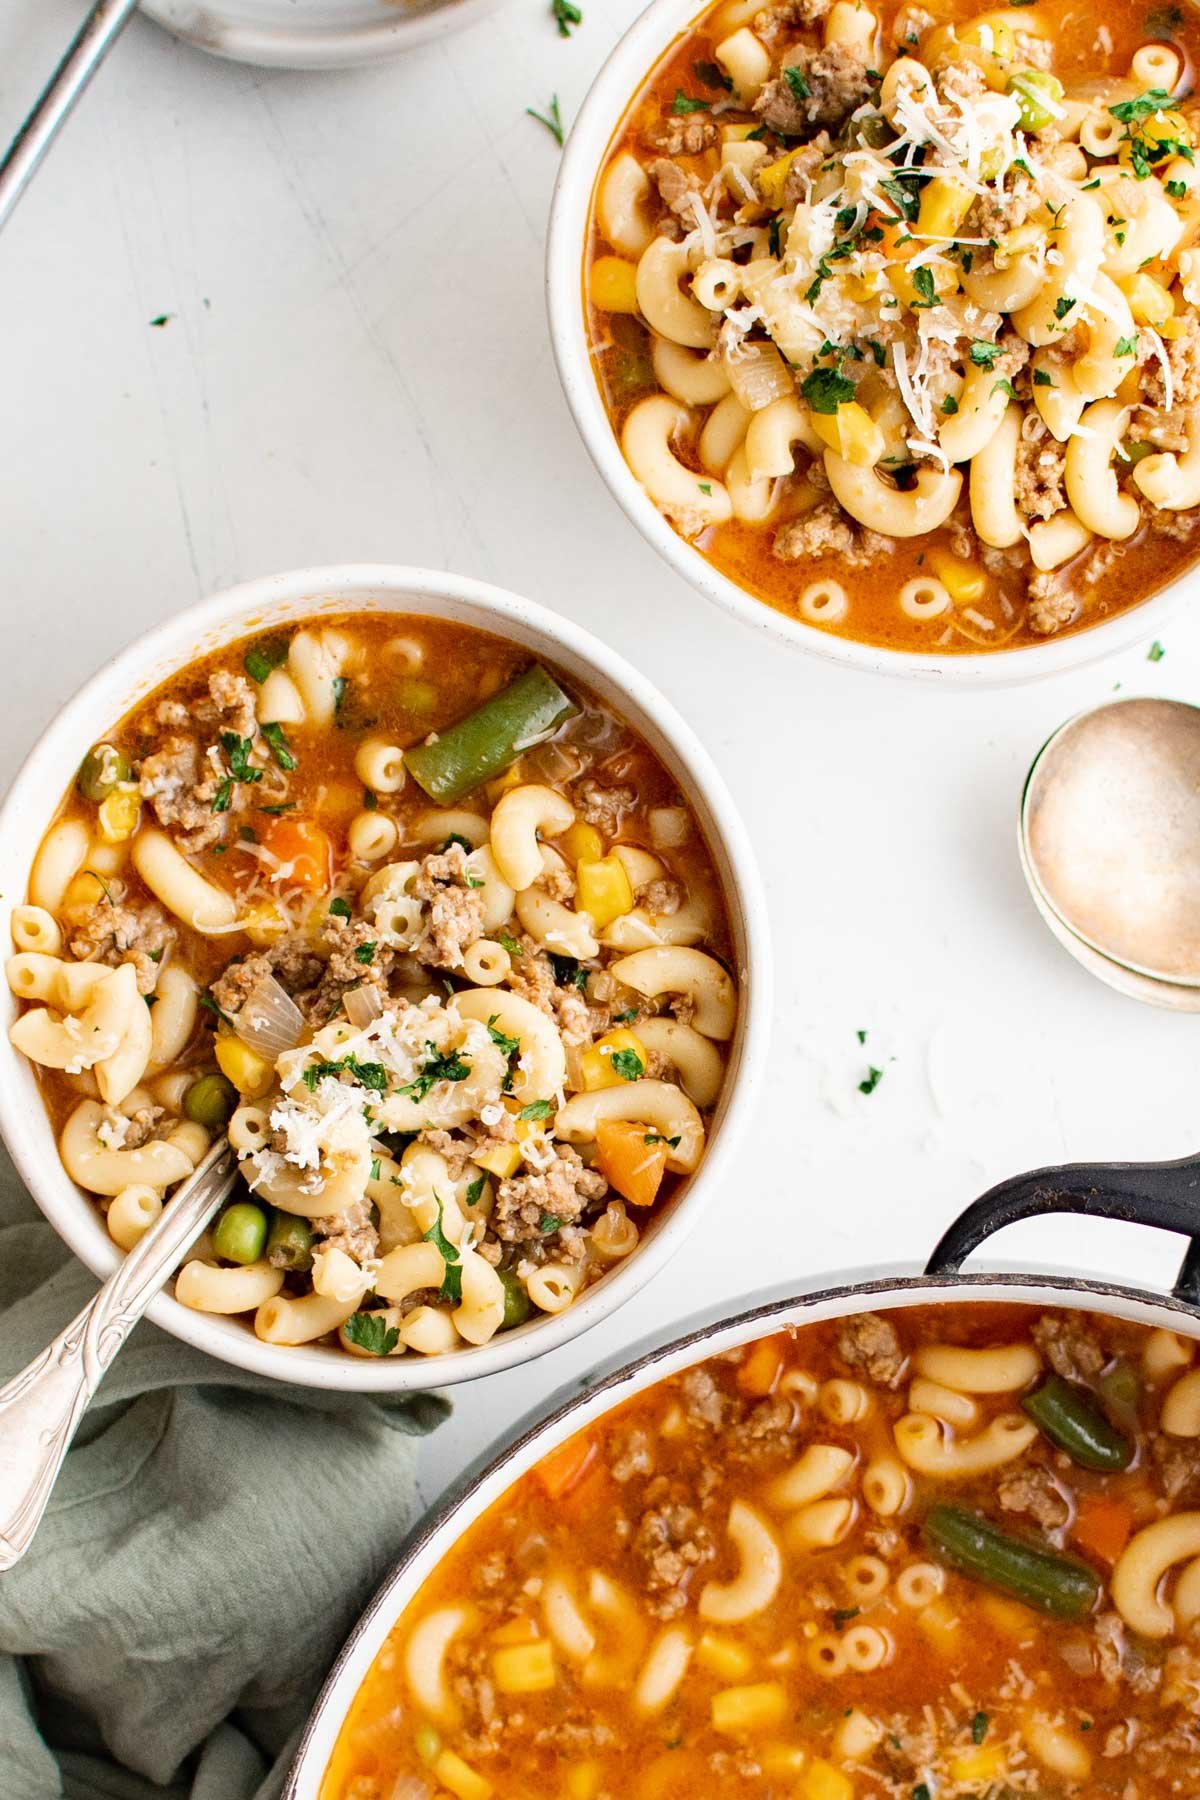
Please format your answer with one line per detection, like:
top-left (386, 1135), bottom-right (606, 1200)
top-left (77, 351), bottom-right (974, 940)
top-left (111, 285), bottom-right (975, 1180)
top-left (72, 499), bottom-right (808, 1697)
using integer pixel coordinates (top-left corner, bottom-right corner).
top-left (77, 743), bottom-right (131, 802)
top-left (498, 1267), bottom-right (533, 1330)
top-left (1006, 69), bottom-right (1065, 133)
top-left (266, 1210), bottom-right (314, 1273)
top-left (183, 1072), bottom-right (238, 1132)
top-left (213, 1201), bottom-right (268, 1266)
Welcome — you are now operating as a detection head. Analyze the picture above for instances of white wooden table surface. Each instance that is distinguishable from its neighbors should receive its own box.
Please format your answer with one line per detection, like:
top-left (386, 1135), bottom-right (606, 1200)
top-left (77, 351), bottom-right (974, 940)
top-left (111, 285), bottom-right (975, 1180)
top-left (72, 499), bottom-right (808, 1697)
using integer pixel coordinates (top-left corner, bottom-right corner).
top-left (3, 0), bottom-right (1199, 1510)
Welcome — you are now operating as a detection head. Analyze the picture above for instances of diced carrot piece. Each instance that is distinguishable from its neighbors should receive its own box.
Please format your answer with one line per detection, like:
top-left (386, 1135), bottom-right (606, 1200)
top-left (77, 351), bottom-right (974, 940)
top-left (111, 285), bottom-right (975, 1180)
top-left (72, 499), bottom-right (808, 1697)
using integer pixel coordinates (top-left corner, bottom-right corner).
top-left (738, 1336), bottom-right (787, 1397)
top-left (560, 1459), bottom-right (612, 1520)
top-left (259, 817), bottom-right (333, 894)
top-left (594, 1119), bottom-right (668, 1209)
top-left (1072, 1494), bottom-right (1135, 1566)
top-left (534, 1433), bottom-right (597, 1502)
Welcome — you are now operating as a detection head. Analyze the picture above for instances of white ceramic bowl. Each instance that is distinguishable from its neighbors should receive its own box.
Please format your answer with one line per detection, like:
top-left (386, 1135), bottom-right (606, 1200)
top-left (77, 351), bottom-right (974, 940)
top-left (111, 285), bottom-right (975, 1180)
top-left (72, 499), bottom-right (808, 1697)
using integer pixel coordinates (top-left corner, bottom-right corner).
top-left (0, 565), bottom-right (769, 1391)
top-left (544, 0), bottom-right (1192, 686)
top-left (143, 0), bottom-right (505, 69)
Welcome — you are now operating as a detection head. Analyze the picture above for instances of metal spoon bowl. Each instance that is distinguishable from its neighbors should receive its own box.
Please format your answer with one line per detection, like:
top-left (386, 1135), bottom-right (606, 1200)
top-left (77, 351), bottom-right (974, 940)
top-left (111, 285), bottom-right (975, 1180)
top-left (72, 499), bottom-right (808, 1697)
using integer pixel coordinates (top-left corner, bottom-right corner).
top-left (1021, 697), bottom-right (1200, 994)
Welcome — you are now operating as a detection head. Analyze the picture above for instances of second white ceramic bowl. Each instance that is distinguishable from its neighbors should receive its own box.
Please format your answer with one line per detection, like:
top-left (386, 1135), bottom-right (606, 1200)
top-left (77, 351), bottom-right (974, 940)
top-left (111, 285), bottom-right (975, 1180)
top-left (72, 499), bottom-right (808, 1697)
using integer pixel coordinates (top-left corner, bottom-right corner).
top-left (143, 0), bottom-right (506, 69)
top-left (0, 566), bottom-right (768, 1391)
top-left (545, 0), bottom-right (1194, 686)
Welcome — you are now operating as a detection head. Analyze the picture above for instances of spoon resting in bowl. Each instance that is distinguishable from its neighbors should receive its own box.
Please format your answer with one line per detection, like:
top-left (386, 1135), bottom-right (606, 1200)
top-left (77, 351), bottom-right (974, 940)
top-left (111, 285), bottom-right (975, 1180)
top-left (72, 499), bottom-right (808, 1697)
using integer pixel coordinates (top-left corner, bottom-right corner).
top-left (0, 1137), bottom-right (236, 1570)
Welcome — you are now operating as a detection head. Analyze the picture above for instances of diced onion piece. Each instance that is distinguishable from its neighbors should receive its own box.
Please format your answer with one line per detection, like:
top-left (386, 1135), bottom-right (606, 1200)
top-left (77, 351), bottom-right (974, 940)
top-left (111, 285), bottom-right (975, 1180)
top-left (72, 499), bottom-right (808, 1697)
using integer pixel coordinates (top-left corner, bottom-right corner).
top-left (233, 974), bottom-right (305, 1057)
top-left (724, 341), bottom-right (794, 413)
top-left (343, 984), bottom-right (384, 1030)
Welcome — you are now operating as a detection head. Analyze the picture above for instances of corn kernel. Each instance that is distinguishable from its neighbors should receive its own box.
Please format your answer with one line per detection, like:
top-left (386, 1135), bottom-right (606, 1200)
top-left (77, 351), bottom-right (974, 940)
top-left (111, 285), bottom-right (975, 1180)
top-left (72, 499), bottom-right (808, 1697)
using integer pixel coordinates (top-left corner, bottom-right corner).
top-left (589, 255), bottom-right (639, 315)
top-left (810, 401), bottom-right (885, 468)
top-left (492, 1640), bottom-right (556, 1694)
top-left (96, 786), bottom-right (141, 845)
top-left (576, 854), bottom-right (635, 929)
top-left (761, 1743), bottom-right (808, 1775)
top-left (485, 765), bottom-right (523, 804)
top-left (916, 176), bottom-right (974, 241)
top-left (558, 821), bottom-right (604, 865)
top-left (414, 1723), bottom-right (442, 1765)
top-left (949, 1745), bottom-right (1007, 1783)
top-left (565, 1766), bottom-right (602, 1800)
top-left (1159, 314), bottom-right (1189, 340)
top-left (433, 1749), bottom-right (493, 1800)
top-left (240, 900), bottom-right (289, 948)
top-left (580, 1026), bottom-right (648, 1091)
top-left (490, 1615), bottom-right (539, 1646)
top-left (1119, 271), bottom-right (1175, 327)
top-left (916, 1596), bottom-right (960, 1652)
top-left (802, 1759), bottom-right (855, 1800)
top-left (472, 1142), bottom-right (523, 1180)
top-left (696, 1634), bottom-right (754, 1681)
top-left (711, 1682), bottom-right (788, 1735)
top-left (928, 547), bottom-right (986, 604)
top-left (214, 1034), bottom-right (275, 1099)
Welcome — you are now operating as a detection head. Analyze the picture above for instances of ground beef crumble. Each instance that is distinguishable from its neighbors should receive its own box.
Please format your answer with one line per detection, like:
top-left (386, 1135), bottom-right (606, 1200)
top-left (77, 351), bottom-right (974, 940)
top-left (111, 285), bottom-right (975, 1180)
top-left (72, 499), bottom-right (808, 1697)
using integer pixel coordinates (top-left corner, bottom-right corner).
top-left (1033, 1313), bottom-right (1105, 1382)
top-left (410, 844), bottom-right (487, 970)
top-left (1014, 412), bottom-right (1067, 522)
top-left (836, 1313), bottom-right (906, 1387)
top-left (574, 779), bottom-right (637, 834)
top-left (67, 898), bottom-right (174, 995)
top-left (997, 1464), bottom-right (1071, 1531)
top-left (492, 1146), bottom-right (608, 1244)
top-left (755, 43), bottom-right (873, 133)
top-left (645, 114), bottom-right (719, 156)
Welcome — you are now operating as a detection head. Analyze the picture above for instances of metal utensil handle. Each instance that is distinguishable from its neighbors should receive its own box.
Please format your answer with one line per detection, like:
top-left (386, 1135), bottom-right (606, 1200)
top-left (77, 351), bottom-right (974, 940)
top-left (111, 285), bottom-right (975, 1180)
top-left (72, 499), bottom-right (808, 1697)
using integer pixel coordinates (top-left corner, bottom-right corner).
top-left (0, 0), bottom-right (139, 234)
top-left (0, 1138), bottom-right (236, 1572)
top-left (926, 1149), bottom-right (1200, 1303)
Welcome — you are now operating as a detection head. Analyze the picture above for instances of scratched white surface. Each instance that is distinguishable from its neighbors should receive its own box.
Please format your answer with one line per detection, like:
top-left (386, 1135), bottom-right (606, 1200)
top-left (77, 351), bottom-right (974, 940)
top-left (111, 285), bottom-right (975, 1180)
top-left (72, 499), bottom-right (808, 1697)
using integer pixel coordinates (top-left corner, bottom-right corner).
top-left (3, 0), bottom-right (1200, 1514)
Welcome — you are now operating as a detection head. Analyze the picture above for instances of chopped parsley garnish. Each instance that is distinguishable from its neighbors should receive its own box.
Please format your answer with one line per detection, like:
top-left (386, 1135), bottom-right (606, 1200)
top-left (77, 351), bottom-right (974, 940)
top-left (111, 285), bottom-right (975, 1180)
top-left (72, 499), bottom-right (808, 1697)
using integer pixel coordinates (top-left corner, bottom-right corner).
top-left (549, 953), bottom-right (589, 992)
top-left (1109, 87), bottom-right (1174, 126)
top-left (608, 1048), bottom-right (644, 1081)
top-left (424, 1198), bottom-right (462, 1304)
top-left (258, 800), bottom-right (295, 815)
top-left (992, 378), bottom-right (1017, 400)
top-left (1149, 639), bottom-right (1166, 660)
top-left (613, 1007), bottom-right (639, 1023)
top-left (878, 172), bottom-right (923, 222)
top-left (1033, 368), bottom-right (1054, 387)
top-left (498, 933), bottom-right (523, 956)
top-left (370, 1157), bottom-right (381, 1182)
top-left (519, 1098), bottom-right (554, 1121)
top-left (343, 1311), bottom-right (399, 1356)
top-left (149, 313), bottom-right (173, 327)
top-left (260, 721), bottom-right (297, 772)
top-left (1167, 177), bottom-right (1189, 197)
top-left (783, 65), bottom-right (811, 102)
top-left (832, 1607), bottom-right (860, 1627)
top-left (800, 366), bottom-right (855, 414)
top-left (972, 1713), bottom-right (990, 1744)
top-left (465, 1176), bottom-right (486, 1207)
top-left (1053, 295), bottom-right (1076, 321)
top-left (856, 1028), bottom-right (868, 1044)
top-left (198, 991), bottom-right (232, 1027)
top-left (858, 1065), bottom-right (885, 1095)
top-left (399, 1044), bottom-right (472, 1103)
top-left (331, 676), bottom-right (348, 722)
top-left (1115, 334), bottom-right (1139, 357)
top-left (304, 1055), bottom-right (389, 1093)
top-left (693, 58), bottom-right (732, 90)
top-left (354, 942), bottom-right (377, 963)
top-left (941, 394), bottom-right (959, 415)
top-left (698, 480), bottom-right (714, 496)
top-left (211, 732), bottom-right (263, 812)
top-left (644, 1132), bottom-right (682, 1148)
top-left (968, 340), bottom-right (1002, 368)
top-left (212, 781), bottom-right (234, 814)
top-left (329, 896), bottom-right (352, 920)
top-left (243, 638), bottom-right (288, 684)
top-left (487, 1017), bottom-right (521, 1060)
top-left (527, 94), bottom-right (565, 144)
top-left (363, 788), bottom-right (378, 810)
top-left (539, 1212), bottom-right (564, 1233)
top-left (911, 265), bottom-right (937, 309)
top-left (671, 88), bottom-right (711, 114)
top-left (442, 832), bottom-right (473, 854)
top-left (552, 0), bottom-right (582, 34)
top-left (768, 214), bottom-right (784, 258)
top-left (913, 1787), bottom-right (932, 1800)
top-left (867, 340), bottom-right (886, 368)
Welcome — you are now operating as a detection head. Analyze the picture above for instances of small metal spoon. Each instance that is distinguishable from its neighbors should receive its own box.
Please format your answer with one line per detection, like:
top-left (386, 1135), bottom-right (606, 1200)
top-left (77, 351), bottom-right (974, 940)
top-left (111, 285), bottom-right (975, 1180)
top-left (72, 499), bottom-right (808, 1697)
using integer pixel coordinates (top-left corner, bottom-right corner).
top-left (0, 0), bottom-right (139, 234)
top-left (1021, 696), bottom-right (1200, 1002)
top-left (0, 1137), bottom-right (236, 1571)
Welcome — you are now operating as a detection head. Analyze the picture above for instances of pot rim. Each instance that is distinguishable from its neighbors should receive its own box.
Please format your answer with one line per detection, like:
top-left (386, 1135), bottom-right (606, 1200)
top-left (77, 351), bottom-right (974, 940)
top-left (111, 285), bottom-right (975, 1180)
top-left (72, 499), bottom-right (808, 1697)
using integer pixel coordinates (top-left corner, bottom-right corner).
top-left (0, 562), bottom-right (770, 1392)
top-left (283, 1259), bottom-right (1200, 1796)
top-left (544, 0), bottom-right (1191, 688)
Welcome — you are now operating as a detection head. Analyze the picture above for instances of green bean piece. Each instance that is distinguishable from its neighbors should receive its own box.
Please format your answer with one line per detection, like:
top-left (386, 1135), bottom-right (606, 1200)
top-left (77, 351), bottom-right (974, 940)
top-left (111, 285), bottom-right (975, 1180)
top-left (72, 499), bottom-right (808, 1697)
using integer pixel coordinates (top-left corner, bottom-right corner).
top-left (923, 1504), bottom-right (1101, 1620)
top-left (1098, 1358), bottom-right (1142, 1422)
top-left (213, 1201), bottom-right (269, 1266)
top-left (1006, 69), bottom-right (1065, 132)
top-left (77, 743), bottom-right (132, 802)
top-left (1022, 1374), bottom-right (1134, 1471)
top-left (404, 666), bottom-right (578, 805)
top-left (498, 1267), bottom-right (533, 1331)
top-left (266, 1210), bottom-right (314, 1273)
top-left (183, 1072), bottom-right (239, 1133)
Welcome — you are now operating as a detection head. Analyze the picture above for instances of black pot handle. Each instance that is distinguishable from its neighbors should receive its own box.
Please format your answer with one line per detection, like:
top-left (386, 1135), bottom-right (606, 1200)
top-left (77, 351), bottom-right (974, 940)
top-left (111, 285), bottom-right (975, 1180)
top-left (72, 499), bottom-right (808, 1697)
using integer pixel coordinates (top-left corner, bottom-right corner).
top-left (926, 1151), bottom-right (1200, 1305)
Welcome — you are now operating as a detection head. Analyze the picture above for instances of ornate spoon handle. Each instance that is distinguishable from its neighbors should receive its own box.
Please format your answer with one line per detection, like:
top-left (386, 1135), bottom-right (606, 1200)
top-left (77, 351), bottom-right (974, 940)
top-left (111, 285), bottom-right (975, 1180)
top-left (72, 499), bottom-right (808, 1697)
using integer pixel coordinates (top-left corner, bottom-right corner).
top-left (0, 1139), bottom-right (237, 1571)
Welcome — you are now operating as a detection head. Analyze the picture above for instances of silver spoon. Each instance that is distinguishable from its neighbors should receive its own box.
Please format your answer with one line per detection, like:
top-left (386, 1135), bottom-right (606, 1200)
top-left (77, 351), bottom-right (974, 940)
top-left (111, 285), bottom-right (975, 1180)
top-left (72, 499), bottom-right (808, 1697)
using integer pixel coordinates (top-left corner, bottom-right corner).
top-left (1021, 696), bottom-right (1200, 1006)
top-left (0, 0), bottom-right (139, 234)
top-left (0, 1137), bottom-right (236, 1571)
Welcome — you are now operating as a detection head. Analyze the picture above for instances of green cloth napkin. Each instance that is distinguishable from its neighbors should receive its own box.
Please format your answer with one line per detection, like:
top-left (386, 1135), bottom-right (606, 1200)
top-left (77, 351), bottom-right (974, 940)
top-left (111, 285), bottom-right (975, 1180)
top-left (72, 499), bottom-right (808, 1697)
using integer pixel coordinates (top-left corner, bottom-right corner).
top-left (0, 1150), bottom-right (448, 1800)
